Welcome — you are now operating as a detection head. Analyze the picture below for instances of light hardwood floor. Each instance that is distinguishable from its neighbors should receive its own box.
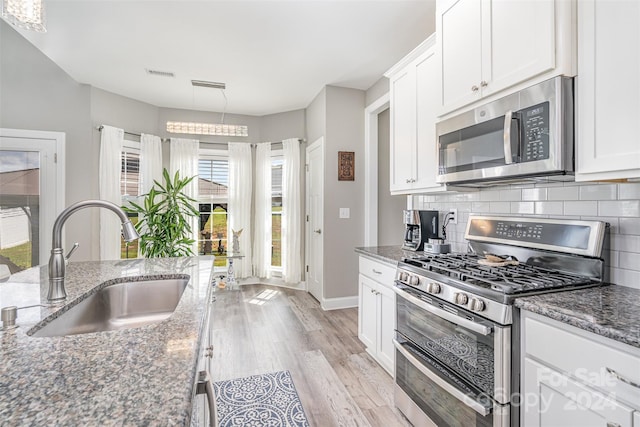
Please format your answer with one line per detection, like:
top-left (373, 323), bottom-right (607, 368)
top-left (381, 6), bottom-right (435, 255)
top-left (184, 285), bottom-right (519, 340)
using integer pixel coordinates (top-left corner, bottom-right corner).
top-left (209, 284), bottom-right (411, 427)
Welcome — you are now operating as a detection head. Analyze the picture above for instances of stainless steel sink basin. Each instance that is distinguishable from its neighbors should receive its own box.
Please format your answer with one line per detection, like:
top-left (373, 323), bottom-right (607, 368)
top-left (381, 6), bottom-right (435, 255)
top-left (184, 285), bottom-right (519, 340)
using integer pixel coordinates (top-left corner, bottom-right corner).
top-left (29, 276), bottom-right (190, 337)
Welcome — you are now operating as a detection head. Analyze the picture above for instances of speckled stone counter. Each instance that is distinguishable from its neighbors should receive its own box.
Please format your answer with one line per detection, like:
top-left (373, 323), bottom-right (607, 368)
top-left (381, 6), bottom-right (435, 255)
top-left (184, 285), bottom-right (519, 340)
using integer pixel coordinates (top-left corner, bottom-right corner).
top-left (515, 284), bottom-right (640, 349)
top-left (0, 256), bottom-right (214, 426)
top-left (354, 245), bottom-right (412, 265)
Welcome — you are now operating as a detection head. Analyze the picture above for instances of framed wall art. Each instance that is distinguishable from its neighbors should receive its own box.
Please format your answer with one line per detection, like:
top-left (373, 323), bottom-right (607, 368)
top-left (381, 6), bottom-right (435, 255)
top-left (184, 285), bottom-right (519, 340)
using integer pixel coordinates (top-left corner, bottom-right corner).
top-left (338, 151), bottom-right (355, 181)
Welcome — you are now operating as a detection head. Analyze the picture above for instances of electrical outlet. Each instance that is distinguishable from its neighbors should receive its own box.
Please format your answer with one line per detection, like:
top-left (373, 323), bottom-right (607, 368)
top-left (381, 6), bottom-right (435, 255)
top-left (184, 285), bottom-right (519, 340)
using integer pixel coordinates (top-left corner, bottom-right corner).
top-left (450, 209), bottom-right (458, 224)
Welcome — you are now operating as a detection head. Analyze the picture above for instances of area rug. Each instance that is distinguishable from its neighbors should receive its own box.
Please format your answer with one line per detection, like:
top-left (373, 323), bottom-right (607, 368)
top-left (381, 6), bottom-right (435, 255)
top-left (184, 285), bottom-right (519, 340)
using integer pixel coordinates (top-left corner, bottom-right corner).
top-left (214, 370), bottom-right (310, 427)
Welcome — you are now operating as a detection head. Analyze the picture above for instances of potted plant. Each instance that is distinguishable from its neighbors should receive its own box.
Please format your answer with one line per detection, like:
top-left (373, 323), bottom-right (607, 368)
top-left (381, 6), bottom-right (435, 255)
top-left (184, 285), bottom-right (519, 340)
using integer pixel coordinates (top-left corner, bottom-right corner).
top-left (124, 168), bottom-right (199, 257)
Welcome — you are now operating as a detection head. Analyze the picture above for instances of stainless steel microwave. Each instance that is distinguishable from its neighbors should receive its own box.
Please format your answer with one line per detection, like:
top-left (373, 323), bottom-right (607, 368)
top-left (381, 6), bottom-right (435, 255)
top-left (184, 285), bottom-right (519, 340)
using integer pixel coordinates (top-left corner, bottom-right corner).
top-left (436, 76), bottom-right (574, 186)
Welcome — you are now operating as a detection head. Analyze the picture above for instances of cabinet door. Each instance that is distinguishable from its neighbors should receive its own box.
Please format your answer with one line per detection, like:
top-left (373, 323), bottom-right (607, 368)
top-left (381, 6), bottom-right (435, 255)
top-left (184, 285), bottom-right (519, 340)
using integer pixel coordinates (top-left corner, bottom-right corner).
top-left (482, 0), bottom-right (555, 97)
top-left (358, 275), bottom-right (378, 351)
top-left (376, 283), bottom-right (396, 376)
top-left (414, 48), bottom-right (442, 192)
top-left (634, 411), bottom-right (640, 426)
top-left (523, 358), bottom-right (634, 427)
top-left (389, 68), bottom-right (416, 192)
top-left (576, 0), bottom-right (640, 180)
top-left (439, 0), bottom-right (482, 112)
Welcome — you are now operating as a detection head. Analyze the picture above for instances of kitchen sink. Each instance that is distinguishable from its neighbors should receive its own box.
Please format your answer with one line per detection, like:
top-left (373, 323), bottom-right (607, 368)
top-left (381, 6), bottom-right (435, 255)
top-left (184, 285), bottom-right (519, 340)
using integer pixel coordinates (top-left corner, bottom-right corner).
top-left (29, 276), bottom-right (190, 337)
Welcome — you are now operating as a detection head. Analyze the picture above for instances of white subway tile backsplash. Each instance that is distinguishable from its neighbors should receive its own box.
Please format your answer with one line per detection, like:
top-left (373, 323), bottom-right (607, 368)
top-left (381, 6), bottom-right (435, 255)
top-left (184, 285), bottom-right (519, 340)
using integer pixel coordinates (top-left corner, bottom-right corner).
top-left (490, 202), bottom-right (511, 213)
top-left (609, 267), bottom-right (640, 289)
top-left (599, 200), bottom-right (640, 217)
top-left (548, 186), bottom-right (579, 201)
top-left (619, 218), bottom-right (640, 235)
top-left (619, 251), bottom-right (640, 270)
top-left (511, 202), bottom-right (535, 214)
top-left (414, 179), bottom-right (640, 289)
top-left (579, 184), bottom-right (617, 200)
top-left (535, 201), bottom-right (563, 215)
top-left (522, 188), bottom-right (547, 201)
top-left (618, 183), bottom-right (640, 200)
top-left (610, 234), bottom-right (640, 253)
top-left (499, 189), bottom-right (521, 201)
top-left (564, 201), bottom-right (598, 216)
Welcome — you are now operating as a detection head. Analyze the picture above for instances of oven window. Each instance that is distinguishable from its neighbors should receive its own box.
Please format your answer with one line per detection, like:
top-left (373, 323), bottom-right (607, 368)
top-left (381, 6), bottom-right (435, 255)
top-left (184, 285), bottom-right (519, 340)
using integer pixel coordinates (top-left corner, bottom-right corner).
top-left (396, 347), bottom-right (494, 427)
top-left (397, 295), bottom-right (495, 395)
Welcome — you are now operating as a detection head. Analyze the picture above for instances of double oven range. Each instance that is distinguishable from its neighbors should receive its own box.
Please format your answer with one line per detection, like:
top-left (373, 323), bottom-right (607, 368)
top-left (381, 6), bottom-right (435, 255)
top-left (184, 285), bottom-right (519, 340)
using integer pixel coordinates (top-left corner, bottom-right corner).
top-left (393, 215), bottom-right (608, 427)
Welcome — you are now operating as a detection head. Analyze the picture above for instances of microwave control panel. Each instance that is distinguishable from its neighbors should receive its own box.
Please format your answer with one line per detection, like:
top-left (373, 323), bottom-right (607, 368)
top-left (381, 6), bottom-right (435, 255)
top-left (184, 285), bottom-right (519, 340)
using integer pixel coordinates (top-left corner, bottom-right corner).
top-left (521, 101), bottom-right (550, 162)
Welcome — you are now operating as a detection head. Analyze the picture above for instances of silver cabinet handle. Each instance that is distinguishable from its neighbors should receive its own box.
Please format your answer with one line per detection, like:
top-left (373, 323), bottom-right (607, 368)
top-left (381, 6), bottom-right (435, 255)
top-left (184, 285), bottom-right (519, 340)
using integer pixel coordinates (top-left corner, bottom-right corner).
top-left (405, 179), bottom-right (411, 183)
top-left (606, 423), bottom-right (621, 427)
top-left (394, 284), bottom-right (492, 336)
top-left (196, 370), bottom-right (217, 427)
top-left (606, 367), bottom-right (640, 389)
top-left (314, 229), bottom-right (322, 234)
top-left (503, 110), bottom-right (514, 165)
top-left (205, 345), bottom-right (213, 358)
top-left (372, 269), bottom-right (382, 275)
top-left (480, 80), bottom-right (488, 87)
top-left (394, 339), bottom-right (491, 416)
top-left (471, 85), bottom-right (479, 92)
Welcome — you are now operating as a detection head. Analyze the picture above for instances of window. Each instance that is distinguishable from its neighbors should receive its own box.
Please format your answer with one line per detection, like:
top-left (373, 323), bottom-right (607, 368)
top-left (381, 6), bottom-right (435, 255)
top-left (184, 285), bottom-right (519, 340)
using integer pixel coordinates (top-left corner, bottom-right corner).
top-left (271, 152), bottom-right (283, 268)
top-left (198, 150), bottom-right (229, 268)
top-left (120, 141), bottom-right (140, 259)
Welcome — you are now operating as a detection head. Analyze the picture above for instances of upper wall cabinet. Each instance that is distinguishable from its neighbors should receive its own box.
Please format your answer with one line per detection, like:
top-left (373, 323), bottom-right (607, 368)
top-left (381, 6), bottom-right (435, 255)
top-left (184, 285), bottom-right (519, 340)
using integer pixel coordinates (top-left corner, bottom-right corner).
top-left (385, 35), bottom-right (449, 195)
top-left (437, 0), bottom-right (575, 116)
top-left (575, 0), bottom-right (640, 181)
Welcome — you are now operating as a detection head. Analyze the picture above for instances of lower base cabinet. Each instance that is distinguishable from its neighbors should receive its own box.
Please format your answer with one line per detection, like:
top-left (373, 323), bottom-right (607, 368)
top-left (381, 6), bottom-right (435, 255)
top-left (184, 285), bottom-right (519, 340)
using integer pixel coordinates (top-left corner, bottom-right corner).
top-left (358, 255), bottom-right (396, 376)
top-left (521, 311), bottom-right (640, 427)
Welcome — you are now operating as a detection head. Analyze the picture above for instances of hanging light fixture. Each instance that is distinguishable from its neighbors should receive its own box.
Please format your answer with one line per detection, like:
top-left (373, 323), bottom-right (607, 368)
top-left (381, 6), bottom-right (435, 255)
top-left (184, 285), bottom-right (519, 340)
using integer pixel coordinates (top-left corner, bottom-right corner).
top-left (1, 0), bottom-right (46, 32)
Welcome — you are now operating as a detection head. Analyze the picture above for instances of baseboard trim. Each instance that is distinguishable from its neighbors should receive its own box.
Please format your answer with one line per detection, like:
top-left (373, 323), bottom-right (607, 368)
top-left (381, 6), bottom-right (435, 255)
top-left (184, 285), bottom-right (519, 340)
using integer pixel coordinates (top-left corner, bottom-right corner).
top-left (237, 277), bottom-right (307, 291)
top-left (320, 295), bottom-right (359, 311)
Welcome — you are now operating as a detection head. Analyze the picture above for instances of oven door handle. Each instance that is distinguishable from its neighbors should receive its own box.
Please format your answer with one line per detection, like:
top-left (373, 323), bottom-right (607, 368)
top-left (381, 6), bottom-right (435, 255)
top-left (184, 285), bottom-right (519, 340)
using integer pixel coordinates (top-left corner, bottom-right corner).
top-left (394, 284), bottom-right (493, 336)
top-left (394, 339), bottom-right (491, 417)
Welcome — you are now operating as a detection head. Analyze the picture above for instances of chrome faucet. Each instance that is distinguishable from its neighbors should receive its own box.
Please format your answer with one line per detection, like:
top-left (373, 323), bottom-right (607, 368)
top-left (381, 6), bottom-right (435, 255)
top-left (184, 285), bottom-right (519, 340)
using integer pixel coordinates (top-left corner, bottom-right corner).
top-left (48, 199), bottom-right (139, 302)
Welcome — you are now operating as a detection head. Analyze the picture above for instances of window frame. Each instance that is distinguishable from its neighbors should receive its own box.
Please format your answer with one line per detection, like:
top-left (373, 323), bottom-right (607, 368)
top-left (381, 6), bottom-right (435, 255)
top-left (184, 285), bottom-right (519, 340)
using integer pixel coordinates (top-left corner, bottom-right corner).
top-left (120, 139), bottom-right (141, 259)
top-left (270, 148), bottom-right (284, 274)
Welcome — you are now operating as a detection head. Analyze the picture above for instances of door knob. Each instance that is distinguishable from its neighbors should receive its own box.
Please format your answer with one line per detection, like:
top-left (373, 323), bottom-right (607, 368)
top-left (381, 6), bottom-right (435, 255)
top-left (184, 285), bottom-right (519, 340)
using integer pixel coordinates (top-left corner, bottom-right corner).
top-left (314, 229), bottom-right (322, 234)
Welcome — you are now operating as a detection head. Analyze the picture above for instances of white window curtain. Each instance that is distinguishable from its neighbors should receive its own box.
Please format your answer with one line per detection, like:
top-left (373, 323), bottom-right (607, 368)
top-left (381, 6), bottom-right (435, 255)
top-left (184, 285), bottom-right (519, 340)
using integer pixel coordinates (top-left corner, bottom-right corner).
top-left (228, 142), bottom-right (253, 278)
top-left (281, 138), bottom-right (302, 283)
top-left (170, 138), bottom-right (199, 255)
top-left (253, 142), bottom-right (272, 278)
top-left (99, 125), bottom-right (124, 260)
top-left (140, 133), bottom-right (163, 194)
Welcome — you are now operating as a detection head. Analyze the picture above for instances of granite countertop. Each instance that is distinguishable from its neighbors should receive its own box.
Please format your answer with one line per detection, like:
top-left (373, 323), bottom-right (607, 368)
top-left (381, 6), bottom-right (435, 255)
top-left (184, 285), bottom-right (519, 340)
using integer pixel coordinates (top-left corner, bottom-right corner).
top-left (0, 256), bottom-right (214, 425)
top-left (515, 284), bottom-right (640, 349)
top-left (354, 245), bottom-right (412, 265)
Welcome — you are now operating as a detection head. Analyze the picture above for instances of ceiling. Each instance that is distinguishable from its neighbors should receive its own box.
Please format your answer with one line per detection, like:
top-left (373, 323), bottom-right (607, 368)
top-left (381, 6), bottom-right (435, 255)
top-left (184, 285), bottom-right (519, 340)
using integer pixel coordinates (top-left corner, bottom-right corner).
top-left (12, 0), bottom-right (435, 116)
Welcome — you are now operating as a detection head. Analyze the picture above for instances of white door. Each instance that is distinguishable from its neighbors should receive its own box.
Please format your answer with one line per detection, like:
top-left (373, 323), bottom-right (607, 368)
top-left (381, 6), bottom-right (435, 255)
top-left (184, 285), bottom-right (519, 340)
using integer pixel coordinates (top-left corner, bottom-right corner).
top-left (305, 138), bottom-right (324, 302)
top-left (0, 129), bottom-right (65, 272)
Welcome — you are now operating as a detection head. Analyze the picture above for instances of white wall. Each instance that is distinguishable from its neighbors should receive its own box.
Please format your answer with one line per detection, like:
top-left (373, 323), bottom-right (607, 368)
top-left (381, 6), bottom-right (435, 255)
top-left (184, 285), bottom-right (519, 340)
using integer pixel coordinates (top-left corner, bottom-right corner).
top-left (413, 182), bottom-right (640, 290)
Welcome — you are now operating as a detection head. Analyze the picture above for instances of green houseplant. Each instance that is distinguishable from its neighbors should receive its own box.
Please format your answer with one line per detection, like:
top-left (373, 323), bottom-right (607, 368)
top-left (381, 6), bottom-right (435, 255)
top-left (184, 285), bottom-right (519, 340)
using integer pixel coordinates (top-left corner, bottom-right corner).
top-left (124, 168), bottom-right (199, 257)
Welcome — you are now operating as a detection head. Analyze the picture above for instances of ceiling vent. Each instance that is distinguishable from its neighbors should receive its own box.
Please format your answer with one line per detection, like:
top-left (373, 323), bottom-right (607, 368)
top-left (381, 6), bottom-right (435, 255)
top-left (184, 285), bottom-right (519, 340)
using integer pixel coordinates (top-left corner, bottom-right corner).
top-left (191, 80), bottom-right (226, 90)
top-left (146, 69), bottom-right (175, 78)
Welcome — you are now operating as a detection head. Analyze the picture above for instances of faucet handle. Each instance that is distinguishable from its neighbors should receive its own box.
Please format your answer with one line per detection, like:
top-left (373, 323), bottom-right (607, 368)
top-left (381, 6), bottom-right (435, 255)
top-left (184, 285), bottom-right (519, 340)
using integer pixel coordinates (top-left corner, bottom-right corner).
top-left (65, 243), bottom-right (80, 262)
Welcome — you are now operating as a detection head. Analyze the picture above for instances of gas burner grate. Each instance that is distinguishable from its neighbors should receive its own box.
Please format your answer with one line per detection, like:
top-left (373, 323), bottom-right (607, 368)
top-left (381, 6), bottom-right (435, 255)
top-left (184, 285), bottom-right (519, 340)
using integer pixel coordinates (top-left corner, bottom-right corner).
top-left (402, 253), bottom-right (596, 294)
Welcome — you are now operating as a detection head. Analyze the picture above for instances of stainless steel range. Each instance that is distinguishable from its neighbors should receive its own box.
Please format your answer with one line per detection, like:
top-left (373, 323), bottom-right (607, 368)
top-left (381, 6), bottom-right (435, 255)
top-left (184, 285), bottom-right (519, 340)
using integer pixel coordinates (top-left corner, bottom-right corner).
top-left (393, 215), bottom-right (608, 427)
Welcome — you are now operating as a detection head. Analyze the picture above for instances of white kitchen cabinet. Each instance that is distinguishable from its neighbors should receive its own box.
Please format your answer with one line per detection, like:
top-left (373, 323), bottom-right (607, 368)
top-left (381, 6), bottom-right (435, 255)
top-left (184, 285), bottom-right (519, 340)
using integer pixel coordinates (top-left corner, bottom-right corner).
top-left (576, 0), bottom-right (640, 181)
top-left (523, 358), bottom-right (635, 427)
top-left (521, 311), bottom-right (640, 427)
top-left (437, 0), bottom-right (572, 116)
top-left (385, 35), bottom-right (449, 195)
top-left (634, 411), bottom-right (640, 426)
top-left (358, 255), bottom-right (396, 375)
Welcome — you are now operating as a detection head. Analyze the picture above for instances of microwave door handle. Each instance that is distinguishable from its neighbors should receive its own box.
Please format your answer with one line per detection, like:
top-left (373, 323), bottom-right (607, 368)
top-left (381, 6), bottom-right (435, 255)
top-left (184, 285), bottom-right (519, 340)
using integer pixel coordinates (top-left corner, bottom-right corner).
top-left (503, 110), bottom-right (514, 164)
top-left (393, 339), bottom-right (492, 416)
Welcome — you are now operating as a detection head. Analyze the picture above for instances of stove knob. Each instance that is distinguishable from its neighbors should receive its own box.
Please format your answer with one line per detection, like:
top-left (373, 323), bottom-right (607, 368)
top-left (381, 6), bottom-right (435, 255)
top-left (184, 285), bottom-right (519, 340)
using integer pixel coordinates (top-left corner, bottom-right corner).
top-left (469, 298), bottom-right (485, 312)
top-left (409, 275), bottom-right (420, 286)
top-left (399, 272), bottom-right (408, 282)
top-left (426, 282), bottom-right (441, 294)
top-left (454, 292), bottom-right (468, 305)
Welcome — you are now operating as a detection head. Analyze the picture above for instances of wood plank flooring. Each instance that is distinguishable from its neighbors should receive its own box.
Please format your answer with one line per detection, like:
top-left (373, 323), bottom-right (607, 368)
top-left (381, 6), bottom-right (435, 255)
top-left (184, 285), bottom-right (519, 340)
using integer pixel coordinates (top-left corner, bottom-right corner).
top-left (209, 284), bottom-right (410, 427)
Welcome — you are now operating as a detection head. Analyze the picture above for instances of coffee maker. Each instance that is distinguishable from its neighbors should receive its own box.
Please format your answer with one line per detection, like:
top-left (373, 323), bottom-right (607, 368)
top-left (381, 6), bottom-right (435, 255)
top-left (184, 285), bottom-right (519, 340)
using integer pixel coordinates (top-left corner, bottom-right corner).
top-left (402, 210), bottom-right (439, 251)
